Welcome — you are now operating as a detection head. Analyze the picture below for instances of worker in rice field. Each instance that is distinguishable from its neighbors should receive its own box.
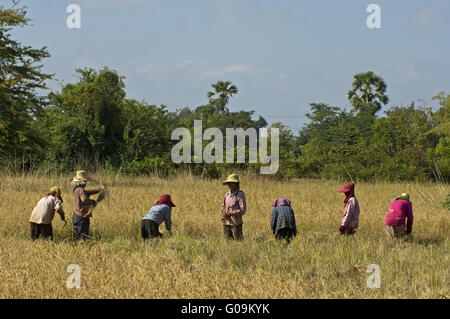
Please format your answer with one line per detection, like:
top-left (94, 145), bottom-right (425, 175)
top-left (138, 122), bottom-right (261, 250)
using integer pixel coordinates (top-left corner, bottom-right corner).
top-left (221, 174), bottom-right (247, 240)
top-left (385, 193), bottom-right (413, 239)
top-left (29, 186), bottom-right (66, 240)
top-left (72, 170), bottom-right (105, 240)
top-left (337, 182), bottom-right (360, 235)
top-left (141, 194), bottom-right (175, 239)
top-left (270, 198), bottom-right (297, 243)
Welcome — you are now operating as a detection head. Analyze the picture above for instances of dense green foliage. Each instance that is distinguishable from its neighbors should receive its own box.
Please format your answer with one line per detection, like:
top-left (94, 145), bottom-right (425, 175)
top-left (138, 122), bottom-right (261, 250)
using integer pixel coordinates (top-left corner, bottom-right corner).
top-left (0, 3), bottom-right (52, 160)
top-left (0, 3), bottom-right (449, 182)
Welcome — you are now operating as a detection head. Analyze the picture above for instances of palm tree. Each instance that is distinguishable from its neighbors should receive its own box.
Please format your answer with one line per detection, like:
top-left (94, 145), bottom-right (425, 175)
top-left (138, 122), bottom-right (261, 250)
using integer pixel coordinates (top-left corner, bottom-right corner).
top-left (347, 71), bottom-right (389, 115)
top-left (207, 81), bottom-right (238, 112)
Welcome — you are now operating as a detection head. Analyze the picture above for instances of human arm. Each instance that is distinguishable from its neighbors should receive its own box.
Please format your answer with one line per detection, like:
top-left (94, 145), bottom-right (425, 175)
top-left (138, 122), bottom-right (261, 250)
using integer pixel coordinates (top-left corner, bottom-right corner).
top-left (270, 208), bottom-right (278, 234)
top-left (85, 188), bottom-right (101, 197)
top-left (406, 203), bottom-right (413, 234)
top-left (291, 209), bottom-right (297, 234)
top-left (57, 208), bottom-right (66, 221)
top-left (54, 199), bottom-right (65, 221)
top-left (227, 193), bottom-right (246, 216)
top-left (78, 188), bottom-right (97, 217)
top-left (221, 194), bottom-right (227, 215)
top-left (164, 207), bottom-right (172, 232)
top-left (342, 198), bottom-right (355, 227)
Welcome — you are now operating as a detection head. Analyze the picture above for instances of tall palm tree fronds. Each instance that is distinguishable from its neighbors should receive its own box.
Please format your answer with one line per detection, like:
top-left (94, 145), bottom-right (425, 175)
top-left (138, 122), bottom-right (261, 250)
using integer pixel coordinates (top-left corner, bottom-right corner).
top-left (347, 71), bottom-right (389, 115)
top-left (207, 80), bottom-right (238, 112)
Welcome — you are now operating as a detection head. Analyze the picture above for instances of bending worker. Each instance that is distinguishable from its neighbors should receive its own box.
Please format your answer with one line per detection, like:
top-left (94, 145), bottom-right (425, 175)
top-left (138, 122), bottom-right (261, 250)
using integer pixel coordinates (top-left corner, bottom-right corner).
top-left (385, 193), bottom-right (413, 239)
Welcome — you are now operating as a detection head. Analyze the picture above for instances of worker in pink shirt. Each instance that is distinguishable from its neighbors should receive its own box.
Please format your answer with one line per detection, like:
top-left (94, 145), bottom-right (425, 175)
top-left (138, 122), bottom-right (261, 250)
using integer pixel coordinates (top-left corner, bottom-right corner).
top-left (385, 193), bottom-right (413, 239)
top-left (221, 174), bottom-right (247, 240)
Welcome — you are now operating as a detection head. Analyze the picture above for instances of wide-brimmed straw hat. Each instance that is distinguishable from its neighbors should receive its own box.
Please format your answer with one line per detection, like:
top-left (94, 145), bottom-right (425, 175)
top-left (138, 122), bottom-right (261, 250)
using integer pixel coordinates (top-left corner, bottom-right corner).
top-left (49, 186), bottom-right (61, 196)
top-left (223, 173), bottom-right (240, 185)
top-left (72, 170), bottom-right (91, 183)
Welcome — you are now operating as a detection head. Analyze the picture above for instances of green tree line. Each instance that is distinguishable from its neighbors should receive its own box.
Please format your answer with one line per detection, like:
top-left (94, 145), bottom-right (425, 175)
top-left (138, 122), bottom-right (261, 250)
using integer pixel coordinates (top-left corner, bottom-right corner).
top-left (1, 3), bottom-right (449, 181)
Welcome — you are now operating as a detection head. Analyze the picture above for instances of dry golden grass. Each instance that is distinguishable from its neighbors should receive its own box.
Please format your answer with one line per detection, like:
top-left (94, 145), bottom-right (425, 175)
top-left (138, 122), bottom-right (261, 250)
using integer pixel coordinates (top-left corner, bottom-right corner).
top-left (0, 173), bottom-right (448, 298)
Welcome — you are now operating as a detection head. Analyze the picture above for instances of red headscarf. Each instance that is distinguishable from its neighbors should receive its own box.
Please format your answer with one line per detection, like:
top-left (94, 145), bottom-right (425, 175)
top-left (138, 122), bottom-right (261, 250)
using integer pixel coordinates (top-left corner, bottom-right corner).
top-left (272, 198), bottom-right (291, 207)
top-left (156, 194), bottom-right (176, 207)
top-left (337, 182), bottom-right (355, 206)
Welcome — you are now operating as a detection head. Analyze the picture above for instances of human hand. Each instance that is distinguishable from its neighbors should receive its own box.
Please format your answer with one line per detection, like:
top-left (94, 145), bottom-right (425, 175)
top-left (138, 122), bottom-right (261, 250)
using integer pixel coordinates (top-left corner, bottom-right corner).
top-left (220, 210), bottom-right (226, 219)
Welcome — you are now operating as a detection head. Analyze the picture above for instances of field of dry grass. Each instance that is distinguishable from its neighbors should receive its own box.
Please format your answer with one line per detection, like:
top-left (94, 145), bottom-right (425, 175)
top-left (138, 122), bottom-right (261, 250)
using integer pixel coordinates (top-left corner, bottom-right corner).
top-left (0, 173), bottom-right (448, 298)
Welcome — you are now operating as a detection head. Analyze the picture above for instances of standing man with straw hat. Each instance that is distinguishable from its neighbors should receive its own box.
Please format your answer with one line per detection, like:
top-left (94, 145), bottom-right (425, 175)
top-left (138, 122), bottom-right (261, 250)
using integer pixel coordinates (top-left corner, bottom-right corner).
top-left (29, 186), bottom-right (66, 240)
top-left (385, 193), bottom-right (413, 239)
top-left (221, 173), bottom-right (247, 240)
top-left (72, 170), bottom-right (105, 240)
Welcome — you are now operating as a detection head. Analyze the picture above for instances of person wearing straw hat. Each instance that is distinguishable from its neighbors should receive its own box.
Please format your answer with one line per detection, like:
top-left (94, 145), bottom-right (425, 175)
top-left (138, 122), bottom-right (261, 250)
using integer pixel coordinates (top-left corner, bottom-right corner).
top-left (71, 170), bottom-right (105, 240)
top-left (221, 174), bottom-right (247, 240)
top-left (29, 187), bottom-right (66, 240)
top-left (337, 182), bottom-right (360, 235)
top-left (385, 193), bottom-right (413, 239)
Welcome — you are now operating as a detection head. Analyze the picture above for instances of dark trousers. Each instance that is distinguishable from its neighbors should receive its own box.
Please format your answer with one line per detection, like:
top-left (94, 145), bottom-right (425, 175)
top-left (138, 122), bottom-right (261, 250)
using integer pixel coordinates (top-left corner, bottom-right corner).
top-left (339, 227), bottom-right (356, 235)
top-left (275, 228), bottom-right (296, 243)
top-left (141, 219), bottom-right (162, 239)
top-left (30, 222), bottom-right (53, 240)
top-left (223, 224), bottom-right (243, 240)
top-left (72, 213), bottom-right (90, 240)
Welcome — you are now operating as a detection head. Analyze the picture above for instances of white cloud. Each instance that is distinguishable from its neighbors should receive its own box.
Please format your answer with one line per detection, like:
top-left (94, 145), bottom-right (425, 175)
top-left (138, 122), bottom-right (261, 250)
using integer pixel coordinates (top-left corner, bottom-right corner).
top-left (134, 58), bottom-right (290, 85)
top-left (411, 7), bottom-right (449, 27)
top-left (199, 62), bottom-right (252, 79)
top-left (177, 58), bottom-right (196, 68)
top-left (386, 60), bottom-right (419, 83)
top-left (135, 63), bottom-right (154, 75)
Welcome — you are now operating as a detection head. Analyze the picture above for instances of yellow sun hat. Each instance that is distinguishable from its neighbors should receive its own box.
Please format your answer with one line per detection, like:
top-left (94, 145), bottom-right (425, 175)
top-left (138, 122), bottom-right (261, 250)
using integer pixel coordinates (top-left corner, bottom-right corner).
top-left (49, 186), bottom-right (61, 195)
top-left (223, 173), bottom-right (240, 185)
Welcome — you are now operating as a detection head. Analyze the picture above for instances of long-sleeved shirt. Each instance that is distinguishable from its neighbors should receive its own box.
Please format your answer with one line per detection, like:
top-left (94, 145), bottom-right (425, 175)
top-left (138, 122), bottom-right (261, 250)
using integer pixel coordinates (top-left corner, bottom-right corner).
top-left (221, 190), bottom-right (246, 226)
top-left (30, 195), bottom-right (63, 224)
top-left (270, 205), bottom-right (297, 235)
top-left (341, 196), bottom-right (360, 229)
top-left (73, 186), bottom-right (100, 217)
top-left (385, 199), bottom-right (413, 231)
top-left (142, 204), bottom-right (172, 231)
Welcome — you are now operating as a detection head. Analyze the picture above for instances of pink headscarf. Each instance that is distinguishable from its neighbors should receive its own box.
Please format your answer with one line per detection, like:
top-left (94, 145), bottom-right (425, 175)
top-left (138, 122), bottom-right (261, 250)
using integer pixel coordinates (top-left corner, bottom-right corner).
top-left (156, 194), bottom-right (176, 207)
top-left (272, 198), bottom-right (291, 207)
top-left (337, 182), bottom-right (355, 206)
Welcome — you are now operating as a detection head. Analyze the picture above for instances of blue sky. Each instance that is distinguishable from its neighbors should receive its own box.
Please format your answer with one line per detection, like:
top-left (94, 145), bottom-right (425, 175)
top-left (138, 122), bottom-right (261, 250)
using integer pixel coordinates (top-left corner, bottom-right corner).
top-left (10, 0), bottom-right (450, 132)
